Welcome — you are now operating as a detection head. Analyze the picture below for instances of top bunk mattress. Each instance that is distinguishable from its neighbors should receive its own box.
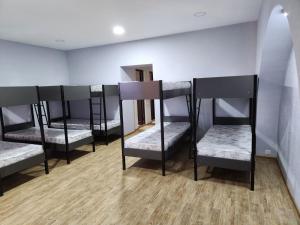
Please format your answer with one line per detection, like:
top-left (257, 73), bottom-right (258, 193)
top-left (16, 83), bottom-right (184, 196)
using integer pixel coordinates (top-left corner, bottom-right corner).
top-left (50, 119), bottom-right (120, 131)
top-left (90, 85), bottom-right (102, 93)
top-left (125, 122), bottom-right (190, 151)
top-left (4, 127), bottom-right (92, 145)
top-left (163, 82), bottom-right (191, 91)
top-left (197, 125), bottom-right (252, 161)
top-left (0, 141), bottom-right (43, 168)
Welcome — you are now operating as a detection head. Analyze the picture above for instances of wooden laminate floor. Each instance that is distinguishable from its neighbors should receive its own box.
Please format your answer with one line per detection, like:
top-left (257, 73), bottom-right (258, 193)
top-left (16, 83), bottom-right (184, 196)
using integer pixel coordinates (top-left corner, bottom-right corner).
top-left (0, 132), bottom-right (299, 225)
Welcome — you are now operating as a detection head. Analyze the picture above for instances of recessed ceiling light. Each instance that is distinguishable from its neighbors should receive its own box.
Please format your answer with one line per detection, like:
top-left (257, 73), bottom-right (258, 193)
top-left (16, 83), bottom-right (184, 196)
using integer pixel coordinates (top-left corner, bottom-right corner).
top-left (55, 39), bottom-right (65, 43)
top-left (281, 9), bottom-right (288, 17)
top-left (113, 25), bottom-right (125, 35)
top-left (194, 11), bottom-right (207, 17)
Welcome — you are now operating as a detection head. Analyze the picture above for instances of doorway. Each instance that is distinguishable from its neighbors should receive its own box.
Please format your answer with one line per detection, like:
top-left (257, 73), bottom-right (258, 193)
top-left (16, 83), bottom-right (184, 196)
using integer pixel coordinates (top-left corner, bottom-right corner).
top-left (121, 64), bottom-right (155, 133)
top-left (136, 69), bottom-right (145, 125)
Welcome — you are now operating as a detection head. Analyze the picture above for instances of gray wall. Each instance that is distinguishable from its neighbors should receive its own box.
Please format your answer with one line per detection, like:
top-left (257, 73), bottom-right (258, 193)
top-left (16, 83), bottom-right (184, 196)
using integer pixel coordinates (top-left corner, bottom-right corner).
top-left (67, 22), bottom-right (257, 134)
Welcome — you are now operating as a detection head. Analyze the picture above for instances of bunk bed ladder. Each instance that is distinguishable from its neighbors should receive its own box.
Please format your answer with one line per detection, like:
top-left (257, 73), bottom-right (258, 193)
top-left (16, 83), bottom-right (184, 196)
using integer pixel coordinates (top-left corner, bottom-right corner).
top-left (92, 97), bottom-right (102, 127)
top-left (33, 101), bottom-right (49, 126)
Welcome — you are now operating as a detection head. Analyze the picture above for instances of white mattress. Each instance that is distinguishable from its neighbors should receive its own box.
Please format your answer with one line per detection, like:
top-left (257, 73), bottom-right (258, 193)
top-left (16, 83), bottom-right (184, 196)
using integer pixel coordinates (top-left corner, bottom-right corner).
top-left (197, 125), bottom-right (252, 161)
top-left (51, 119), bottom-right (120, 131)
top-left (91, 85), bottom-right (102, 92)
top-left (125, 122), bottom-right (190, 151)
top-left (0, 141), bottom-right (43, 168)
top-left (163, 82), bottom-right (191, 91)
top-left (4, 127), bottom-right (92, 145)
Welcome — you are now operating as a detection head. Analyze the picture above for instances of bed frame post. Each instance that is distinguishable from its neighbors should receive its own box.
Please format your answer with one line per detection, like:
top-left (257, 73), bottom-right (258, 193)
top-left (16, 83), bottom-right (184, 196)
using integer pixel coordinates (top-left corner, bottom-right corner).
top-left (102, 85), bottom-right (109, 145)
top-left (118, 85), bottom-right (126, 170)
top-left (250, 75), bottom-right (258, 191)
top-left (0, 107), bottom-right (5, 141)
top-left (193, 78), bottom-right (198, 181)
top-left (60, 86), bottom-right (70, 164)
top-left (188, 92), bottom-right (193, 159)
top-left (159, 81), bottom-right (166, 176)
top-left (30, 105), bottom-right (36, 127)
top-left (89, 86), bottom-right (96, 152)
top-left (0, 174), bottom-right (3, 196)
top-left (36, 86), bottom-right (49, 174)
top-left (46, 101), bottom-right (51, 127)
top-left (212, 98), bottom-right (216, 125)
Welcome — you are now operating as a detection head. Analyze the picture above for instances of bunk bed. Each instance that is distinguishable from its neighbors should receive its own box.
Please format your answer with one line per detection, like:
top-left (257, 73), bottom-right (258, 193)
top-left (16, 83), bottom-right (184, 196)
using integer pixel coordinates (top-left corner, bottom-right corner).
top-left (193, 75), bottom-right (258, 190)
top-left (0, 86), bottom-right (49, 196)
top-left (119, 81), bottom-right (192, 176)
top-left (1, 86), bottom-right (95, 164)
top-left (49, 84), bottom-right (120, 145)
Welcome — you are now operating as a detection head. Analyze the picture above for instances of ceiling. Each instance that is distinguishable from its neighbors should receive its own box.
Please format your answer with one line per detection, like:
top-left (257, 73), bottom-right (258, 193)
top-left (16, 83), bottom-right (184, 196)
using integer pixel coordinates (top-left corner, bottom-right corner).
top-left (0, 0), bottom-right (262, 50)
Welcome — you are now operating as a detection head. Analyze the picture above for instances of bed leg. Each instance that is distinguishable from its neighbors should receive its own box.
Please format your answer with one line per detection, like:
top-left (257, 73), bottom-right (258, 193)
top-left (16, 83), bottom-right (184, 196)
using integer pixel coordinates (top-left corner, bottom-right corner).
top-left (250, 170), bottom-right (255, 191)
top-left (0, 175), bottom-right (4, 196)
top-left (250, 157), bottom-right (255, 191)
top-left (122, 155), bottom-right (126, 170)
top-left (44, 160), bottom-right (49, 174)
top-left (194, 161), bottom-right (198, 181)
top-left (162, 161), bottom-right (166, 176)
top-left (66, 150), bottom-right (70, 164)
top-left (92, 141), bottom-right (96, 152)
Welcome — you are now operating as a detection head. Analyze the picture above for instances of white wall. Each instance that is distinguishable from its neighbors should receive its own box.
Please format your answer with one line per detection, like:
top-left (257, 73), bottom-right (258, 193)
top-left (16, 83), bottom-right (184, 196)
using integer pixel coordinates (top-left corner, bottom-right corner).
top-left (67, 22), bottom-right (257, 134)
top-left (0, 39), bottom-right (70, 134)
top-left (257, 0), bottom-right (300, 212)
top-left (278, 49), bottom-right (300, 210)
top-left (0, 39), bottom-right (69, 86)
top-left (256, 5), bottom-right (293, 157)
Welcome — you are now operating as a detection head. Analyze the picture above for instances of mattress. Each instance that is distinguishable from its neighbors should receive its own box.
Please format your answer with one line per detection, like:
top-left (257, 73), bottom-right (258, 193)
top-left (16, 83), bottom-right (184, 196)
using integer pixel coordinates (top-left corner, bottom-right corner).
top-left (197, 125), bottom-right (252, 161)
top-left (4, 127), bottom-right (92, 145)
top-left (0, 141), bottom-right (43, 168)
top-left (125, 122), bottom-right (190, 151)
top-left (163, 82), bottom-right (191, 91)
top-left (51, 119), bottom-right (120, 131)
top-left (91, 85), bottom-right (102, 92)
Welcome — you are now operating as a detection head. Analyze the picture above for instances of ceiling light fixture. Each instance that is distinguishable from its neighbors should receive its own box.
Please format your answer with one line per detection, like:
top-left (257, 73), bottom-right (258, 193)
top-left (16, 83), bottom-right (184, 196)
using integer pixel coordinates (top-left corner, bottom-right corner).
top-left (193, 11), bottom-right (207, 17)
top-left (281, 9), bottom-right (288, 17)
top-left (55, 39), bottom-right (65, 43)
top-left (113, 25), bottom-right (125, 35)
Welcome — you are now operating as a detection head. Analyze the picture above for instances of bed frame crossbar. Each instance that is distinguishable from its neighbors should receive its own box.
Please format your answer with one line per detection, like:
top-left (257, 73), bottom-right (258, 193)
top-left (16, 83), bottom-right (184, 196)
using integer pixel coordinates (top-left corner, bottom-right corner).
top-left (194, 75), bottom-right (255, 99)
top-left (0, 86), bottom-right (39, 107)
top-left (119, 81), bottom-right (160, 100)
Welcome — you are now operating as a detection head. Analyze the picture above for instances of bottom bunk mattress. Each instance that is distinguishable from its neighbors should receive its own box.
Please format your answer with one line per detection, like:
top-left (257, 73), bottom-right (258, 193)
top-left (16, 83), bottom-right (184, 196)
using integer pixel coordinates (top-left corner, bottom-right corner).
top-left (197, 125), bottom-right (252, 161)
top-left (4, 127), bottom-right (92, 145)
top-left (125, 122), bottom-right (190, 151)
top-left (0, 141), bottom-right (43, 169)
top-left (50, 119), bottom-right (120, 131)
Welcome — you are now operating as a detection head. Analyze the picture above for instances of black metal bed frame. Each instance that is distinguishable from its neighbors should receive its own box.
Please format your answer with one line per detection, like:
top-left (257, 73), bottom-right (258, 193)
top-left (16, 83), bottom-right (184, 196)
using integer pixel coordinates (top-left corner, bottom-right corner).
top-left (119, 80), bottom-right (192, 176)
top-left (91, 85), bottom-right (120, 145)
top-left (0, 86), bottom-right (49, 196)
top-left (1, 86), bottom-right (95, 165)
top-left (193, 75), bottom-right (258, 190)
top-left (47, 85), bottom-right (120, 145)
top-left (39, 86), bottom-right (96, 163)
